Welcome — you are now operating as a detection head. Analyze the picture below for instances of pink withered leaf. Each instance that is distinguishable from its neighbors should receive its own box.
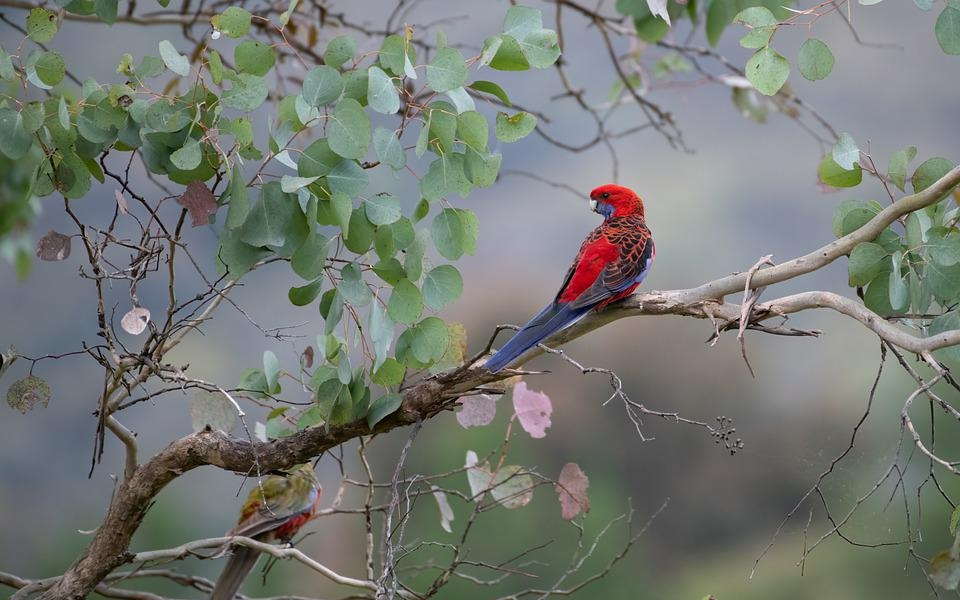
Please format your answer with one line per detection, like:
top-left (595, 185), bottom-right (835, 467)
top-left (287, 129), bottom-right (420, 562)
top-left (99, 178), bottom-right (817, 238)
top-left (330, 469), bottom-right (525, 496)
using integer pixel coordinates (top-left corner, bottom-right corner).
top-left (120, 307), bottom-right (151, 335)
top-left (555, 462), bottom-right (590, 520)
top-left (512, 381), bottom-right (552, 439)
top-left (455, 394), bottom-right (496, 428)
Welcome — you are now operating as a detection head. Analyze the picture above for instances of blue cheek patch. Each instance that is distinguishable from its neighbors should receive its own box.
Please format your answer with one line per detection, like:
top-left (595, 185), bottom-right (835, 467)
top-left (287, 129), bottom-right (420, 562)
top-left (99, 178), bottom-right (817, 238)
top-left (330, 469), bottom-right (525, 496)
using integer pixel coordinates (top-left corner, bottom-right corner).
top-left (598, 202), bottom-right (614, 219)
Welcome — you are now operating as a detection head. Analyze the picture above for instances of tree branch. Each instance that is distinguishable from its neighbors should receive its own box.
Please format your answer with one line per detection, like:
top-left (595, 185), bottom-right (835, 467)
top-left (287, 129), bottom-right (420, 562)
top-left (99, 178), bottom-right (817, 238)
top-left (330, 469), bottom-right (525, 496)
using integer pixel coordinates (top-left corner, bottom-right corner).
top-left (33, 158), bottom-right (960, 600)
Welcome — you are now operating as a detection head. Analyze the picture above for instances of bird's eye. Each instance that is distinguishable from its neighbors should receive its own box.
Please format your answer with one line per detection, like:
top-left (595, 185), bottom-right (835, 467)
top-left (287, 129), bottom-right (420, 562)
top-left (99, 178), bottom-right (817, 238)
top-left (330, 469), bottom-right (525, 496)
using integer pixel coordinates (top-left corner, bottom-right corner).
top-left (601, 192), bottom-right (610, 199)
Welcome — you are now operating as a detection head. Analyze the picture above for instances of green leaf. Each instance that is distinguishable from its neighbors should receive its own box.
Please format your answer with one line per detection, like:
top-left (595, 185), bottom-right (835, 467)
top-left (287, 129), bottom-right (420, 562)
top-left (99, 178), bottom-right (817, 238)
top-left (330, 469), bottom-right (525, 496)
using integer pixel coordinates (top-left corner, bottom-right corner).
top-left (302, 65), bottom-right (343, 107)
top-left (344, 208), bottom-right (375, 254)
top-left (952, 502), bottom-right (960, 535)
top-left (905, 210), bottom-right (931, 250)
top-left (373, 127), bottom-right (405, 170)
top-left (422, 265), bottom-right (463, 310)
top-left (464, 149), bottom-right (502, 187)
top-left (289, 279), bottom-right (323, 306)
top-left (21, 102), bottom-right (45, 133)
top-left (341, 69), bottom-right (369, 105)
top-left (365, 193), bottom-right (402, 226)
top-left (379, 34), bottom-right (415, 76)
top-left (734, 7), bottom-right (777, 49)
top-left (819, 154), bottom-right (863, 188)
top-left (211, 6), bottom-right (251, 38)
top-left (159, 40), bottom-right (190, 77)
top-left (95, 0), bottom-right (118, 24)
top-left (912, 157), bottom-right (956, 197)
top-left (291, 231), bottom-right (328, 281)
top-left (832, 200), bottom-right (880, 237)
top-left (263, 351), bottom-right (281, 392)
top-left (930, 311), bottom-right (960, 363)
top-left (426, 101), bottom-right (458, 154)
top-left (136, 55), bottom-right (166, 80)
top-left (367, 66), bottom-right (400, 114)
top-left (372, 358), bottom-right (405, 386)
top-left (388, 278), bottom-right (423, 324)
top-left (222, 73), bottom-right (268, 111)
top-left (0, 47), bottom-right (15, 81)
top-left (280, 175), bottom-right (320, 193)
top-left (170, 138), bottom-right (202, 170)
top-left (926, 258), bottom-right (960, 304)
top-left (798, 38), bottom-right (835, 81)
top-left (888, 267), bottom-right (909, 312)
top-left (928, 227), bottom-right (960, 267)
top-left (431, 208), bottom-right (466, 260)
top-left (373, 258), bottom-right (406, 285)
top-left (0, 108), bottom-right (33, 160)
top-left (235, 40), bottom-right (276, 76)
top-left (518, 29), bottom-right (560, 69)
top-left (239, 181), bottom-right (299, 247)
top-left (327, 159), bottom-right (368, 197)
top-left (936, 6), bottom-right (960, 54)
top-left (27, 8), bottom-right (58, 44)
top-left (887, 146), bottom-right (917, 192)
top-left (217, 227), bottom-right (270, 278)
top-left (225, 165), bottom-right (251, 230)
top-left (483, 35), bottom-right (529, 70)
top-left (745, 47), bottom-right (789, 96)
top-left (367, 392), bottom-right (403, 428)
top-left (457, 111), bottom-right (488, 152)
top-left (299, 137), bottom-right (340, 178)
top-left (467, 80), bottom-right (511, 106)
top-left (324, 35), bottom-right (356, 69)
top-left (863, 273), bottom-right (898, 316)
top-left (421, 153), bottom-right (469, 202)
top-left (206, 50), bottom-right (224, 85)
top-left (427, 47), bottom-right (468, 93)
top-left (495, 111), bottom-right (537, 143)
top-left (831, 133), bottom-right (860, 171)
top-left (338, 262), bottom-right (372, 307)
top-left (369, 295), bottom-right (396, 370)
top-left (35, 51), bottom-right (65, 86)
top-left (411, 317), bottom-right (449, 363)
top-left (328, 98), bottom-right (370, 159)
top-left (445, 86), bottom-right (475, 113)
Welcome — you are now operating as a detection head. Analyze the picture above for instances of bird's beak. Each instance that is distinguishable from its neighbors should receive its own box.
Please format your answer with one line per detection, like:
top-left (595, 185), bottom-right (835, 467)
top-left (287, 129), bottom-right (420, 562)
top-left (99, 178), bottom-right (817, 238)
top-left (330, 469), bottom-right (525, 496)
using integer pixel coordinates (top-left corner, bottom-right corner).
top-left (589, 199), bottom-right (597, 212)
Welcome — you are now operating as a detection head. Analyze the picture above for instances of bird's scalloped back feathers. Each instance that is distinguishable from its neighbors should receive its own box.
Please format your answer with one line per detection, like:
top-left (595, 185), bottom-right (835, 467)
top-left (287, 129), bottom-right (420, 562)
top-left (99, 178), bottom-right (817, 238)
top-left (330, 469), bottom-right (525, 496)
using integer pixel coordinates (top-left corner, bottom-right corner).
top-left (484, 184), bottom-right (653, 373)
top-left (230, 464), bottom-right (322, 539)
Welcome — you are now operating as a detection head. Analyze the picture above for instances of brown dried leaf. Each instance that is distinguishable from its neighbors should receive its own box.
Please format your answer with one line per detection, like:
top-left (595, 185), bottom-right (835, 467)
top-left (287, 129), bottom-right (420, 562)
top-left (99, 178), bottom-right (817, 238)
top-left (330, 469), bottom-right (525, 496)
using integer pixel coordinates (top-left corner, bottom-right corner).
top-left (555, 462), bottom-right (590, 520)
top-left (456, 394), bottom-right (496, 428)
top-left (302, 345), bottom-right (315, 369)
top-left (35, 230), bottom-right (71, 261)
top-left (7, 375), bottom-right (51, 413)
top-left (512, 381), bottom-right (552, 439)
top-left (120, 307), bottom-right (151, 335)
top-left (177, 181), bottom-right (218, 227)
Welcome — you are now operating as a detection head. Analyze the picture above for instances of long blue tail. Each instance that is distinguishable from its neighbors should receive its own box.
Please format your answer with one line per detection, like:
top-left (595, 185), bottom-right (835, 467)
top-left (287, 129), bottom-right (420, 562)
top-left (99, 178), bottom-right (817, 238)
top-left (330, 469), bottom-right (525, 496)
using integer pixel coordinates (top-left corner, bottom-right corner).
top-left (485, 302), bottom-right (589, 373)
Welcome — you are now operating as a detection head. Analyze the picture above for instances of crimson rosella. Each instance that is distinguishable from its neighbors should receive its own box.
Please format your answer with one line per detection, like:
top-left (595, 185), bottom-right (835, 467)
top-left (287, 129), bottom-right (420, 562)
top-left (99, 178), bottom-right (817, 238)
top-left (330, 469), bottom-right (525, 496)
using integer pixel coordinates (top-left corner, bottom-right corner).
top-left (484, 184), bottom-right (654, 373)
top-left (210, 464), bottom-right (322, 600)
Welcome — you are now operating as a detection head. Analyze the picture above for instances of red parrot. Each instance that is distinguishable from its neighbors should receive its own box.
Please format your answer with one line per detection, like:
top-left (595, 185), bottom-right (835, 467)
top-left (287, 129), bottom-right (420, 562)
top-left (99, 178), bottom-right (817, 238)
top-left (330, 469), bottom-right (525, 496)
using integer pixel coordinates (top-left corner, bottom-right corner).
top-left (485, 184), bottom-right (654, 373)
top-left (209, 464), bottom-right (322, 600)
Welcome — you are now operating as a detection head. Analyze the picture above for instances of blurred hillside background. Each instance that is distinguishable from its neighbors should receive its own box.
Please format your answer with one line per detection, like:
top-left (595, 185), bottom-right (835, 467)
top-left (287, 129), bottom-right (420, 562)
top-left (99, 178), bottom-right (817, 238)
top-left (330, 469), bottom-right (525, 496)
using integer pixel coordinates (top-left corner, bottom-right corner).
top-left (2, 1), bottom-right (959, 599)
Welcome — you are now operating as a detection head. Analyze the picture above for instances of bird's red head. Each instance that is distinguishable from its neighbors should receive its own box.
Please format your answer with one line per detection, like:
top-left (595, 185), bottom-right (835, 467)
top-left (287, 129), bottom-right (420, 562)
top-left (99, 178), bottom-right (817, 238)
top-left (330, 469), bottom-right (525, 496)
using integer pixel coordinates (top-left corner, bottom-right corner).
top-left (589, 184), bottom-right (645, 220)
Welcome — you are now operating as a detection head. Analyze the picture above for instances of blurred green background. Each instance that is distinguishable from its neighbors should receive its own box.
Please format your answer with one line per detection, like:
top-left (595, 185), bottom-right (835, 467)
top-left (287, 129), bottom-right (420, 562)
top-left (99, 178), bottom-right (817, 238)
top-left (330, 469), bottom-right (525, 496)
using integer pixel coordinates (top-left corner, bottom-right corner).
top-left (2, 1), bottom-right (959, 599)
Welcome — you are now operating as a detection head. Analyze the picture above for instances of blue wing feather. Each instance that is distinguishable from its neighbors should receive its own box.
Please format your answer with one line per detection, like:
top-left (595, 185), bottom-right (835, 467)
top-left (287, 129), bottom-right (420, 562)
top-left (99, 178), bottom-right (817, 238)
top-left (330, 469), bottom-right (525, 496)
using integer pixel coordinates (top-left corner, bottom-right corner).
top-left (484, 302), bottom-right (591, 373)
